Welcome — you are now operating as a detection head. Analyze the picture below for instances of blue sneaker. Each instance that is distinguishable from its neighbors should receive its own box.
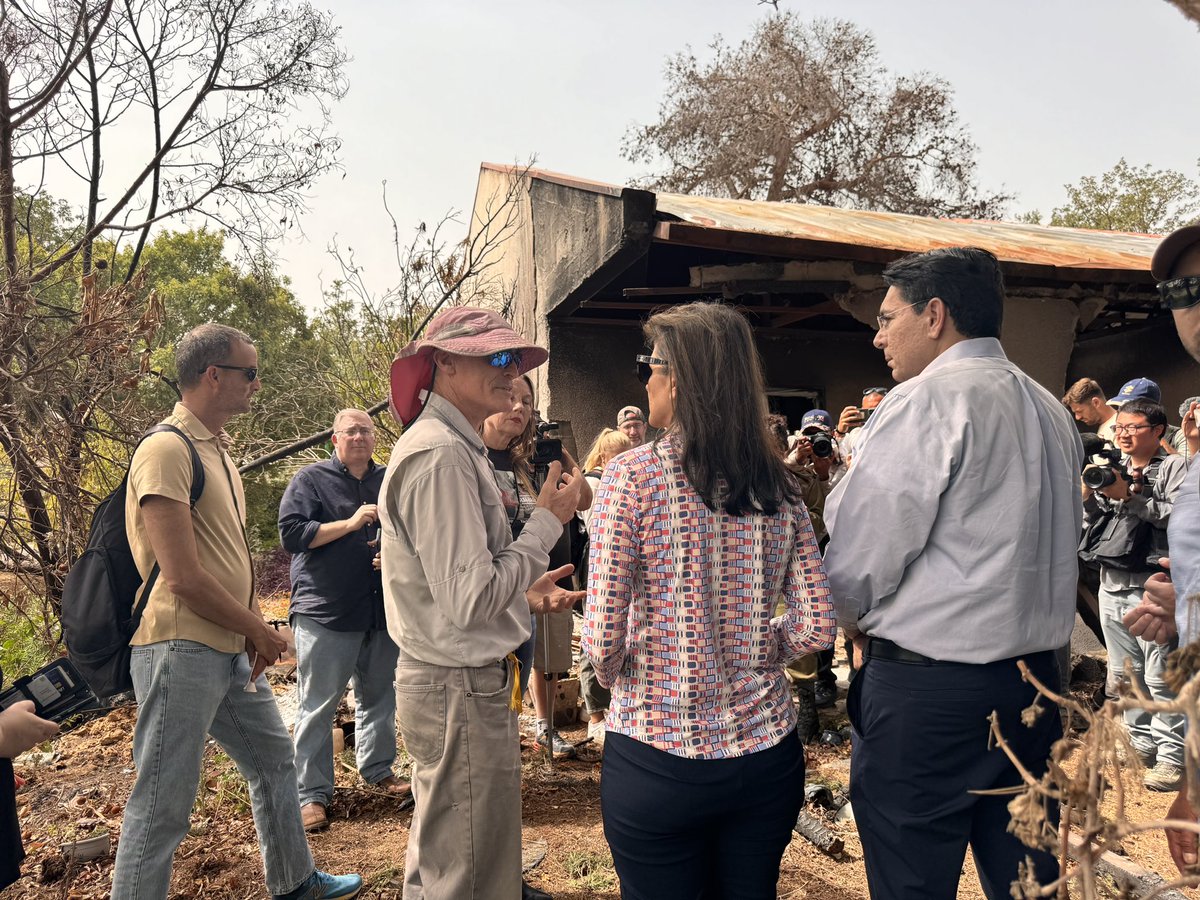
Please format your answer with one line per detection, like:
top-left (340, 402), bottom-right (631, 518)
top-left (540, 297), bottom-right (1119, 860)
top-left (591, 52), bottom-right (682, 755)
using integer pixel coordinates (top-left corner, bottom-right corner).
top-left (273, 870), bottom-right (363, 900)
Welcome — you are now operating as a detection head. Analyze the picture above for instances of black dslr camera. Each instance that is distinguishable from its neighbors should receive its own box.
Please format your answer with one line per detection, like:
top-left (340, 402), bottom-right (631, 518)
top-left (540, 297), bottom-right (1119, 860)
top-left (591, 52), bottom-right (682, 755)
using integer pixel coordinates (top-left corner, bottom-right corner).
top-left (531, 421), bottom-right (564, 475)
top-left (809, 431), bottom-right (834, 459)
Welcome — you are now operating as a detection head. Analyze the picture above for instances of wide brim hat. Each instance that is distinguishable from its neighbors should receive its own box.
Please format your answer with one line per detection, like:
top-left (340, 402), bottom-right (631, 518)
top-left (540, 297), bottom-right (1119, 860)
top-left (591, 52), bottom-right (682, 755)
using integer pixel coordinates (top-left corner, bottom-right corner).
top-left (389, 306), bottom-right (548, 426)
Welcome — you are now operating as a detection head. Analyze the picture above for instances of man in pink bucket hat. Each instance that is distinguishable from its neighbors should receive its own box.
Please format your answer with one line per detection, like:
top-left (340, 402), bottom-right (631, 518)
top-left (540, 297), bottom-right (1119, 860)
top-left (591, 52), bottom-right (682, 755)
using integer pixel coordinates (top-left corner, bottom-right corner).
top-left (379, 306), bottom-right (584, 899)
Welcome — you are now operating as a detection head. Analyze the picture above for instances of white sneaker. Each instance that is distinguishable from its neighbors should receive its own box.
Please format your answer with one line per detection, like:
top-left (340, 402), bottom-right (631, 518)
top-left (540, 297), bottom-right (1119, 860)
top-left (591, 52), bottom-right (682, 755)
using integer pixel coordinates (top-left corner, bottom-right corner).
top-left (587, 720), bottom-right (606, 746)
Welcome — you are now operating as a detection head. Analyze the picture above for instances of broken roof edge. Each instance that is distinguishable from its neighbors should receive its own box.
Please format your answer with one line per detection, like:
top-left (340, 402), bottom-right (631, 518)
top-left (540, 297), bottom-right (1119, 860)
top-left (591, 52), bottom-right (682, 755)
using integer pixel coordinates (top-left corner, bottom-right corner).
top-left (478, 163), bottom-right (1161, 279)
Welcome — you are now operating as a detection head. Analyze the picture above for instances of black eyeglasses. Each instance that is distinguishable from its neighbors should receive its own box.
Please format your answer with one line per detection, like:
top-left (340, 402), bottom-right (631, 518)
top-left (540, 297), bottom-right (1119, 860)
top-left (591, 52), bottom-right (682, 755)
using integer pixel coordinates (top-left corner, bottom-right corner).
top-left (205, 364), bottom-right (259, 381)
top-left (862, 387), bottom-right (889, 397)
top-left (636, 354), bottom-right (669, 385)
top-left (487, 349), bottom-right (523, 369)
top-left (1159, 276), bottom-right (1200, 311)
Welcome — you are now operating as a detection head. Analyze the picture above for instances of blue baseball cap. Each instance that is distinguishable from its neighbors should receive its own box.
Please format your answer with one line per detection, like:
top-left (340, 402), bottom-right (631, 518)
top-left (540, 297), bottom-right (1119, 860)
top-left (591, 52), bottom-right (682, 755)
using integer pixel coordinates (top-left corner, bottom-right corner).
top-left (800, 409), bottom-right (833, 432)
top-left (1108, 378), bottom-right (1161, 408)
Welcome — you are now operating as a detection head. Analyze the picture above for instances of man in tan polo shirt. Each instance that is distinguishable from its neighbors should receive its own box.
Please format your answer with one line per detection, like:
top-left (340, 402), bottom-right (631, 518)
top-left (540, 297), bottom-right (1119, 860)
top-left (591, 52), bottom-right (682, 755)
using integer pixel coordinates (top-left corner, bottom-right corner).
top-left (111, 323), bottom-right (361, 900)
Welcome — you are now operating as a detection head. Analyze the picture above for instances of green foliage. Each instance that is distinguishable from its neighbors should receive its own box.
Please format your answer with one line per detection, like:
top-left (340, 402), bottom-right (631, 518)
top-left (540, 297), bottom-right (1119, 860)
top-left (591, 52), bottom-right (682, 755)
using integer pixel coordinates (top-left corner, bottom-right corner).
top-left (0, 596), bottom-right (58, 680)
top-left (1048, 158), bottom-right (1200, 234)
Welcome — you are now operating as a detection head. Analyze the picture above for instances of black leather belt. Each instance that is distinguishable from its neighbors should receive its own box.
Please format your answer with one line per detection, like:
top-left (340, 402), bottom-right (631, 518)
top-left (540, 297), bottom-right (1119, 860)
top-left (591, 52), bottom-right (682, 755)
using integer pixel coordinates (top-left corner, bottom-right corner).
top-left (864, 637), bottom-right (947, 666)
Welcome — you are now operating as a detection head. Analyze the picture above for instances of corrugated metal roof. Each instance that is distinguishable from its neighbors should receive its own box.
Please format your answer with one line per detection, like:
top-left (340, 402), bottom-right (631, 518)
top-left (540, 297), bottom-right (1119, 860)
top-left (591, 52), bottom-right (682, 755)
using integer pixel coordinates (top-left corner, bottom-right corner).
top-left (655, 192), bottom-right (1159, 273)
top-left (480, 163), bottom-right (1162, 275)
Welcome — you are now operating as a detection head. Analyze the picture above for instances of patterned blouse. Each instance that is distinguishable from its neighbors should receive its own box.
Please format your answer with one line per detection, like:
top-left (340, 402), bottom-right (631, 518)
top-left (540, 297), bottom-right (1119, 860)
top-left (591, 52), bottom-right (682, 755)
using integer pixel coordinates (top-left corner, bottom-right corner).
top-left (581, 436), bottom-right (836, 760)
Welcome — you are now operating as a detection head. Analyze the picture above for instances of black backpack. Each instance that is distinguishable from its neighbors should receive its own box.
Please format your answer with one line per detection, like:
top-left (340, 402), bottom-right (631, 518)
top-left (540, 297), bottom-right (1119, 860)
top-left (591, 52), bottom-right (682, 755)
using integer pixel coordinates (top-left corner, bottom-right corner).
top-left (61, 425), bottom-right (204, 701)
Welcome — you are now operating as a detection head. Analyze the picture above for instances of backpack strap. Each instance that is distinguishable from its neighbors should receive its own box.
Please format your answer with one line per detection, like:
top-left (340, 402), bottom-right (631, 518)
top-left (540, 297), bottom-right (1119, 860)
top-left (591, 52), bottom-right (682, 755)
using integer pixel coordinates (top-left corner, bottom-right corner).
top-left (141, 424), bottom-right (205, 508)
top-left (131, 424), bottom-right (206, 623)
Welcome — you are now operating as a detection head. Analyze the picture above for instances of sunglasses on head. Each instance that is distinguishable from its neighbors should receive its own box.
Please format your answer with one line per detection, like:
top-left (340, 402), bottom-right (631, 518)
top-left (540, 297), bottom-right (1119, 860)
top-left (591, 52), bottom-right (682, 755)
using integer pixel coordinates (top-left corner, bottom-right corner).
top-left (862, 387), bottom-right (889, 397)
top-left (1159, 276), bottom-right (1200, 311)
top-left (636, 354), bottom-right (669, 385)
top-left (487, 349), bottom-right (523, 369)
top-left (207, 364), bottom-right (259, 381)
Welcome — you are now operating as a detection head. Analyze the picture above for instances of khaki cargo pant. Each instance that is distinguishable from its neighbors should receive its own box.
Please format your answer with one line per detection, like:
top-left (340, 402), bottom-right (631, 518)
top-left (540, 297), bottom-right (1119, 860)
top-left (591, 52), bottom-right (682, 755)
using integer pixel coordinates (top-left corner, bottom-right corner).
top-left (396, 655), bottom-right (522, 900)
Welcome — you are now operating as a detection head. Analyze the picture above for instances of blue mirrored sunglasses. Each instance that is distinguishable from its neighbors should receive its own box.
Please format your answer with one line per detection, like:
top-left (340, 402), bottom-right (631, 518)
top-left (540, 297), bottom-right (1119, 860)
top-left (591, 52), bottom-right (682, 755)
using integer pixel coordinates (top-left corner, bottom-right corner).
top-left (487, 349), bottom-right (523, 369)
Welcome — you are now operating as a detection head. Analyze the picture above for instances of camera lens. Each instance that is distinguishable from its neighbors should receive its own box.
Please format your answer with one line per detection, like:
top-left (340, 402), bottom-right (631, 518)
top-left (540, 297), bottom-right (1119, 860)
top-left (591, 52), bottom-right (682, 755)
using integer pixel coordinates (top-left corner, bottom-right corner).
top-left (1083, 465), bottom-right (1117, 490)
top-left (810, 433), bottom-right (834, 458)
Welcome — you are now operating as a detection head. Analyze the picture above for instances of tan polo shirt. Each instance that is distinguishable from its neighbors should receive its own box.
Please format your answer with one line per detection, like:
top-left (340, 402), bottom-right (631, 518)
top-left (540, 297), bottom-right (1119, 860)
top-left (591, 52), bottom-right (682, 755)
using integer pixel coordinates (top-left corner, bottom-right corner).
top-left (126, 403), bottom-right (254, 653)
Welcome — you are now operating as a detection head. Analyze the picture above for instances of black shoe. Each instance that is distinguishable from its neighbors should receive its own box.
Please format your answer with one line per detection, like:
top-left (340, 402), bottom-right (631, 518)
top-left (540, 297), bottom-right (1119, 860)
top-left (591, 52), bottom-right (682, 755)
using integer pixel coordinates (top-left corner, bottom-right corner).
top-left (814, 682), bottom-right (837, 709)
top-left (522, 879), bottom-right (553, 900)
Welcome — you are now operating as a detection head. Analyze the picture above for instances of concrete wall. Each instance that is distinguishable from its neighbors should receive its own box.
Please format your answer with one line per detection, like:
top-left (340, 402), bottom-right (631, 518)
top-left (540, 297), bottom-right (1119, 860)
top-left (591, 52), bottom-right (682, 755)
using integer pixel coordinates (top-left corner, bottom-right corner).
top-left (545, 321), bottom-right (647, 459)
top-left (545, 321), bottom-right (895, 454)
top-left (1067, 318), bottom-right (1200, 422)
top-left (1000, 296), bottom-right (1080, 397)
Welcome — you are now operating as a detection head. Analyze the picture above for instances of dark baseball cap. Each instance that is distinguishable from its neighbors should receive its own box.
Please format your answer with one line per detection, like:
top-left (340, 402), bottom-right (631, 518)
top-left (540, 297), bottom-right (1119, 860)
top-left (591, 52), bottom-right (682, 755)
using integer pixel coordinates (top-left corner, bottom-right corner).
top-left (1108, 377), bottom-right (1161, 407)
top-left (1151, 225), bottom-right (1200, 281)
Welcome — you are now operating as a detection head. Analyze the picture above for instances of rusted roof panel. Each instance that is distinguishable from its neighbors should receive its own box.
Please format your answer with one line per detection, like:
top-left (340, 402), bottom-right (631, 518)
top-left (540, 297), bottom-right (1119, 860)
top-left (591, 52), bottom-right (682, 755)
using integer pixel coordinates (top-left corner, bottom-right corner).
top-left (655, 192), bottom-right (1159, 273)
top-left (480, 163), bottom-right (1162, 275)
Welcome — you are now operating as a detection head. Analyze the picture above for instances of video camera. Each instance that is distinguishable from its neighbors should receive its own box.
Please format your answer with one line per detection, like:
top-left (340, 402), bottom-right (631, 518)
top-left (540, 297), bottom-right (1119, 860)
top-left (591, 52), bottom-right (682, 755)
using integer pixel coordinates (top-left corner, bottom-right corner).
top-left (1082, 439), bottom-right (1128, 490)
top-left (1080, 434), bottom-right (1148, 494)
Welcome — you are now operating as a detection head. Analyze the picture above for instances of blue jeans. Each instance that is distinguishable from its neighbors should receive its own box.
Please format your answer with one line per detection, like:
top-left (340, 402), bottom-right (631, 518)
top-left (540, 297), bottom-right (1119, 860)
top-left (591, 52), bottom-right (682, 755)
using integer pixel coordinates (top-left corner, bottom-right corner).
top-left (112, 640), bottom-right (314, 899)
top-left (292, 615), bottom-right (400, 806)
top-left (1099, 583), bottom-right (1184, 766)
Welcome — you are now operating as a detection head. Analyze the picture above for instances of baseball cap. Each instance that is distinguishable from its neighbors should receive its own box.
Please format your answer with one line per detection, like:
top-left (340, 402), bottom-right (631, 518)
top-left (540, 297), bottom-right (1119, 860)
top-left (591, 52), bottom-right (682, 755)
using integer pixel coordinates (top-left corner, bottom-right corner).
top-left (800, 409), bottom-right (833, 432)
top-left (617, 406), bottom-right (646, 426)
top-left (1107, 377), bottom-right (1161, 408)
top-left (389, 306), bottom-right (548, 426)
top-left (1151, 225), bottom-right (1200, 281)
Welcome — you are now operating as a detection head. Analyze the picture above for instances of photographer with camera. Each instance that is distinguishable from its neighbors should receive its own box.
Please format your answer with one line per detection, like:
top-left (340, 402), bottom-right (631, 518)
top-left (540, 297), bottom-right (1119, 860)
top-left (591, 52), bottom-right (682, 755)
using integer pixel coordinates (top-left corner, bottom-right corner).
top-left (482, 376), bottom-right (591, 764)
top-left (1081, 398), bottom-right (1188, 791)
top-left (835, 387), bottom-right (887, 466)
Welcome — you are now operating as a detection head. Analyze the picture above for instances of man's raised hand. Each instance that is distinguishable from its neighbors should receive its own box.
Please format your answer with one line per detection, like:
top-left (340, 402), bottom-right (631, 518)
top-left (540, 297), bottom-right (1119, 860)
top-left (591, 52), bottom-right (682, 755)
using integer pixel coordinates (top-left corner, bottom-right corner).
top-left (535, 461), bottom-right (584, 524)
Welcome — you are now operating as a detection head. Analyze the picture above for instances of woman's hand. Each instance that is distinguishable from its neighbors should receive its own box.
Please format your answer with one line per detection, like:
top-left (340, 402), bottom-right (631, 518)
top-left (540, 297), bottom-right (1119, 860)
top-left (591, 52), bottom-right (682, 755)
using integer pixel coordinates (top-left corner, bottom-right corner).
top-left (0, 700), bottom-right (59, 758)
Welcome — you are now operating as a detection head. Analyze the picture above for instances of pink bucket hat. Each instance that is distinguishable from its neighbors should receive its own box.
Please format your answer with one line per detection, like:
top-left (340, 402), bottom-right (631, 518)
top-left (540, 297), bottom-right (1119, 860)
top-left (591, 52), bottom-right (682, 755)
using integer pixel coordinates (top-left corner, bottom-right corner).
top-left (389, 306), bottom-right (548, 425)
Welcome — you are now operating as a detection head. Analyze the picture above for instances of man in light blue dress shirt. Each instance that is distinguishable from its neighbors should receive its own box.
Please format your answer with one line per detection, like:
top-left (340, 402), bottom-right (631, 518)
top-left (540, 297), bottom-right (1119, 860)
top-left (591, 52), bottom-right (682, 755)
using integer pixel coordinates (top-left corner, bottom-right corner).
top-left (1123, 225), bottom-right (1200, 873)
top-left (823, 247), bottom-right (1083, 900)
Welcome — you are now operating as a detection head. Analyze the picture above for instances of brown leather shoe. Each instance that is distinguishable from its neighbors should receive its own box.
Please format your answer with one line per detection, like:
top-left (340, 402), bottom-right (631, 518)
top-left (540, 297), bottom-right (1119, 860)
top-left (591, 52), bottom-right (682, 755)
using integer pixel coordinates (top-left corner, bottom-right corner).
top-left (373, 775), bottom-right (412, 799)
top-left (301, 802), bottom-right (328, 833)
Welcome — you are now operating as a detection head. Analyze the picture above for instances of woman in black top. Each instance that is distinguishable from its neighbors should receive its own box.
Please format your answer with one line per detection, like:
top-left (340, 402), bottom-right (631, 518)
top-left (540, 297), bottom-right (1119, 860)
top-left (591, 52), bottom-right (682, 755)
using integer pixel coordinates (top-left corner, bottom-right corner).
top-left (482, 376), bottom-right (590, 758)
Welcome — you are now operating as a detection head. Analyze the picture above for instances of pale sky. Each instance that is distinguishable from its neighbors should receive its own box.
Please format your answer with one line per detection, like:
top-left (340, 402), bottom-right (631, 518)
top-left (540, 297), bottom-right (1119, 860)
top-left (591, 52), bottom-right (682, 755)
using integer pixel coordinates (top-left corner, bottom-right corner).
top-left (40, 0), bottom-right (1200, 310)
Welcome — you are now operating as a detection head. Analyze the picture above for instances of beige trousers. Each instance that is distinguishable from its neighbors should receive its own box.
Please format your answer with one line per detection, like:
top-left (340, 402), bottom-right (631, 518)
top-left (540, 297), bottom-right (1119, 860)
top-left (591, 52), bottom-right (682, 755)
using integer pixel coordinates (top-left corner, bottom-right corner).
top-left (396, 656), bottom-right (522, 900)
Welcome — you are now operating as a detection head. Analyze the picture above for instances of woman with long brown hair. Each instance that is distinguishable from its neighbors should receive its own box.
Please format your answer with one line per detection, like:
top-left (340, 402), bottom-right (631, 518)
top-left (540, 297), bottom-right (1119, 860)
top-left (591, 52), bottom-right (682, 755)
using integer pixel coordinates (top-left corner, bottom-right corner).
top-left (582, 302), bottom-right (835, 899)
top-left (482, 375), bottom-right (590, 759)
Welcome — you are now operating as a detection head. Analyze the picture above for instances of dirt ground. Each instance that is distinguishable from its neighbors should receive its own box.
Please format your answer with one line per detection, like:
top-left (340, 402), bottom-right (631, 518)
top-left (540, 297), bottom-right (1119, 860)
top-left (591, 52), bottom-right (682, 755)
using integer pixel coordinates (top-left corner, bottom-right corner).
top-left (3, 658), bottom-right (1195, 899)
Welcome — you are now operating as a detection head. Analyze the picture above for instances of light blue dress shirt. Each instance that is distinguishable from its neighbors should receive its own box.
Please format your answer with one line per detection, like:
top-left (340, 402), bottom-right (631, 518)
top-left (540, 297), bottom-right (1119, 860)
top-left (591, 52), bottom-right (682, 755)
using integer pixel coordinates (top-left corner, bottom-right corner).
top-left (823, 338), bottom-right (1084, 663)
top-left (1170, 462), bottom-right (1200, 645)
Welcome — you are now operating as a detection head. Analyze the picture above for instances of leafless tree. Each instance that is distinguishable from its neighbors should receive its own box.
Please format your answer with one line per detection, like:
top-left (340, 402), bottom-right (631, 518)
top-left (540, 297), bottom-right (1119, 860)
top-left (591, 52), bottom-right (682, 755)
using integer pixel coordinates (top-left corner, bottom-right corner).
top-left (623, 14), bottom-right (1011, 219)
top-left (998, 658), bottom-right (1200, 898)
top-left (0, 0), bottom-right (347, 635)
top-left (237, 165), bottom-right (529, 475)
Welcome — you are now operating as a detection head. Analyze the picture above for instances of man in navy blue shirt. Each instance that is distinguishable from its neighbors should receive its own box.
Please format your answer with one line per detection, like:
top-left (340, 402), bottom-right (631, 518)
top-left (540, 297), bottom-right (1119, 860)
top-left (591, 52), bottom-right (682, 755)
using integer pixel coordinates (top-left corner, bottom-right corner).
top-left (279, 408), bottom-right (409, 832)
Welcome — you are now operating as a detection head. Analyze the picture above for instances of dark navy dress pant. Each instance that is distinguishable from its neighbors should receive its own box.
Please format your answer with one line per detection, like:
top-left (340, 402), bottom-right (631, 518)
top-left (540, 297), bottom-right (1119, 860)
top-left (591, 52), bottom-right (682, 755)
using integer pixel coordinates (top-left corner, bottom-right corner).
top-left (601, 729), bottom-right (805, 900)
top-left (848, 649), bottom-right (1061, 899)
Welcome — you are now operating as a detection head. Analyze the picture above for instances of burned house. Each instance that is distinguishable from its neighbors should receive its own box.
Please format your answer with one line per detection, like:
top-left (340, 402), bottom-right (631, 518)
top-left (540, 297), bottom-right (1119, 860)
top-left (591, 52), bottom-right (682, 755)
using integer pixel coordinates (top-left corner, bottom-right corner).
top-left (468, 164), bottom-right (1183, 452)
